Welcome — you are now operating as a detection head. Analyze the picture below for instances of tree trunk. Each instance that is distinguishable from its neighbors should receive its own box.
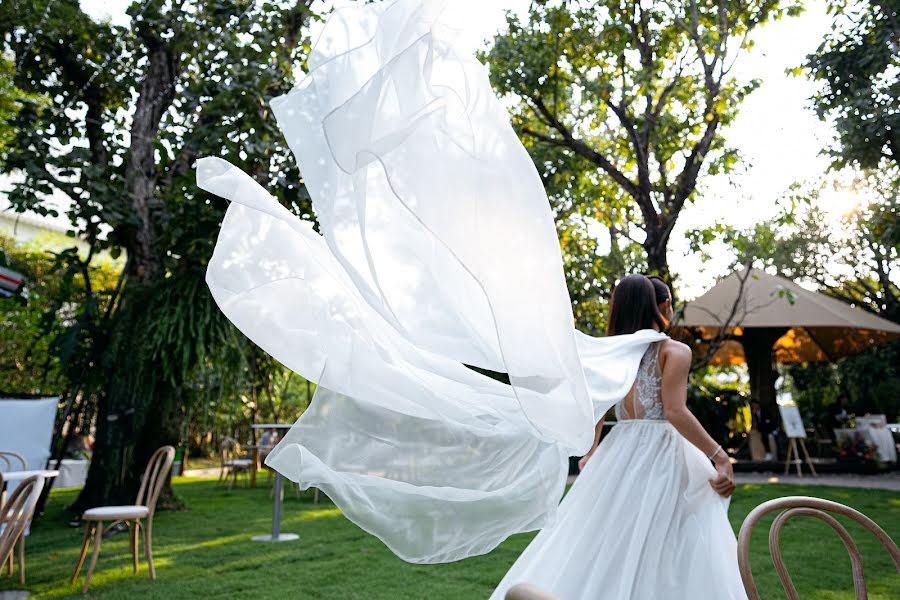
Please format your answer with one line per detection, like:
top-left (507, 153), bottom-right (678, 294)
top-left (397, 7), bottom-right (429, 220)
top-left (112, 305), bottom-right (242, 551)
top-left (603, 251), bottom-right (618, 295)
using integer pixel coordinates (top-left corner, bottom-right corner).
top-left (741, 327), bottom-right (789, 421)
top-left (133, 383), bottom-right (185, 510)
top-left (643, 217), bottom-right (673, 295)
top-left (73, 37), bottom-right (179, 512)
top-left (643, 233), bottom-right (670, 282)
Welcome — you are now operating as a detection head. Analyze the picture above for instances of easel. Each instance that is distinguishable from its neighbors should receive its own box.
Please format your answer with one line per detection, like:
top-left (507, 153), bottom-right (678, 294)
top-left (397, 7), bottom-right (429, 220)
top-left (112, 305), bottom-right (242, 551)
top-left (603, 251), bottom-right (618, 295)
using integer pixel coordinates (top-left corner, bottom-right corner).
top-left (779, 404), bottom-right (817, 477)
top-left (784, 436), bottom-right (817, 477)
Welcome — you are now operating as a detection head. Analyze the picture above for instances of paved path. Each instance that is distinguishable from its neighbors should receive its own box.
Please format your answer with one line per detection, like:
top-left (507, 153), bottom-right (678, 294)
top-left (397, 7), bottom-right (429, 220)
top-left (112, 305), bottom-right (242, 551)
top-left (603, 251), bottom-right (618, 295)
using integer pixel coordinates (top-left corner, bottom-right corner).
top-left (734, 471), bottom-right (900, 492)
top-left (183, 467), bottom-right (222, 478)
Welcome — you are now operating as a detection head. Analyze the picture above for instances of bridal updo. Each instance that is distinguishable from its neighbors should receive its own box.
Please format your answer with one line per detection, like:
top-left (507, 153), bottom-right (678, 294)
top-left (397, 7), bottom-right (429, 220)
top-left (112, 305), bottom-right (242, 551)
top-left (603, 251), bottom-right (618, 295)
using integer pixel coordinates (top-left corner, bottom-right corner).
top-left (606, 274), bottom-right (667, 336)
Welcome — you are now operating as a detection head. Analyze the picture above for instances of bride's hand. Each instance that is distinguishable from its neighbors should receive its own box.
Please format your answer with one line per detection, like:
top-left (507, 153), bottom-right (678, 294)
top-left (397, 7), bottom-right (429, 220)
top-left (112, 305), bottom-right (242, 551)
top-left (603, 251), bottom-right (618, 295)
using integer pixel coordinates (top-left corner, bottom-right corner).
top-left (709, 455), bottom-right (735, 498)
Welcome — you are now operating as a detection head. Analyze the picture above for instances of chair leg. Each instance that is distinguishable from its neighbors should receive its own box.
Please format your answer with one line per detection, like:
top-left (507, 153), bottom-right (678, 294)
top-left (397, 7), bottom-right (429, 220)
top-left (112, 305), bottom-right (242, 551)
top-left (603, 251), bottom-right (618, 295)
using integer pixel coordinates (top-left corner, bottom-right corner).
top-left (131, 520), bottom-right (140, 573)
top-left (71, 525), bottom-right (93, 584)
top-left (82, 521), bottom-right (104, 593)
top-left (142, 520), bottom-right (156, 579)
top-left (17, 534), bottom-right (25, 585)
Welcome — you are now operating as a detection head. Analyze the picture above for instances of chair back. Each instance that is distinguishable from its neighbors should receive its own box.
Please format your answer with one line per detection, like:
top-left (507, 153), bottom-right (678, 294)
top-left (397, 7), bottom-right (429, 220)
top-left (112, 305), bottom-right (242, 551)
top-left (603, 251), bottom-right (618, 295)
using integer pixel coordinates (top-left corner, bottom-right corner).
top-left (0, 450), bottom-right (28, 471)
top-left (737, 495), bottom-right (900, 600)
top-left (219, 437), bottom-right (241, 463)
top-left (135, 446), bottom-right (175, 518)
top-left (0, 474), bottom-right (45, 562)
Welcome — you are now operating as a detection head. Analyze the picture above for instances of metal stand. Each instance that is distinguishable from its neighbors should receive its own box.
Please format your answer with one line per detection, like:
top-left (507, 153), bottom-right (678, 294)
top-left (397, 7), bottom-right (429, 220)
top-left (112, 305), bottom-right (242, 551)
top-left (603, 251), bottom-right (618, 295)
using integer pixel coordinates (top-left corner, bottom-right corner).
top-left (252, 473), bottom-right (298, 542)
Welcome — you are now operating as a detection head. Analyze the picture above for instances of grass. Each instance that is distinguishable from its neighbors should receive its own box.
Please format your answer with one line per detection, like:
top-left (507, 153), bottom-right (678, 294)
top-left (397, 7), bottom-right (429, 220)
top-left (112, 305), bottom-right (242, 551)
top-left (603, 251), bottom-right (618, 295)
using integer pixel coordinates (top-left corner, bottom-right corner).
top-left (2, 476), bottom-right (898, 599)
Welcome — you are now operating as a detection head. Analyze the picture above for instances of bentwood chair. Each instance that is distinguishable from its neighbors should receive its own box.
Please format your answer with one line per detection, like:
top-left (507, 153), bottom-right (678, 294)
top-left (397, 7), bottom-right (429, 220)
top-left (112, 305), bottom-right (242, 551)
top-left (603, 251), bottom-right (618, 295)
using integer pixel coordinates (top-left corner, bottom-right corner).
top-left (0, 451), bottom-right (27, 472)
top-left (737, 496), bottom-right (900, 600)
top-left (0, 473), bottom-right (45, 585)
top-left (0, 451), bottom-right (28, 509)
top-left (71, 446), bottom-right (175, 593)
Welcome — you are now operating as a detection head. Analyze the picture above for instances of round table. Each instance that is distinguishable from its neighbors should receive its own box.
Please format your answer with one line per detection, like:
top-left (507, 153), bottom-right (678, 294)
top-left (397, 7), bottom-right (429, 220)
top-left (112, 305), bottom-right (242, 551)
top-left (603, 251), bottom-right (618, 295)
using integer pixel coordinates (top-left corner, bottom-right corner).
top-left (250, 424), bottom-right (298, 542)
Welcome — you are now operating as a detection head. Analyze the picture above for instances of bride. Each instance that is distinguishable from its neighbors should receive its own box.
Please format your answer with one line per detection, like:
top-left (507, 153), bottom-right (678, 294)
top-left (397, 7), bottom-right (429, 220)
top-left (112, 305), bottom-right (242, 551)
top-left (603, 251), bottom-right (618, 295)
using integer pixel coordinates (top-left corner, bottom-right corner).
top-left (490, 274), bottom-right (746, 599)
top-left (196, 0), bottom-right (746, 596)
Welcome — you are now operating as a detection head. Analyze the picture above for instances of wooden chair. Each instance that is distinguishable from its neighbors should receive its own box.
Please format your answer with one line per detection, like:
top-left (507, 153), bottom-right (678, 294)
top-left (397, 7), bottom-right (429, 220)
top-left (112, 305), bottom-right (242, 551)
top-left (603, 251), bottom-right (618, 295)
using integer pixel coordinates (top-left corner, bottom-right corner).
top-left (0, 451), bottom-right (27, 472)
top-left (71, 446), bottom-right (175, 593)
top-left (505, 583), bottom-right (560, 600)
top-left (737, 495), bottom-right (900, 600)
top-left (218, 437), bottom-right (252, 489)
top-left (0, 451), bottom-right (28, 509)
top-left (0, 473), bottom-right (45, 585)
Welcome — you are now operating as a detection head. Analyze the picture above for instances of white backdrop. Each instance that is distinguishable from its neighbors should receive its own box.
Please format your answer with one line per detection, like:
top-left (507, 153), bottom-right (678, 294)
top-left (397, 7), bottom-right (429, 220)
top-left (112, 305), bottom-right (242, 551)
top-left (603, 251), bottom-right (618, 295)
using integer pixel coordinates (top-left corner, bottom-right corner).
top-left (0, 397), bottom-right (58, 473)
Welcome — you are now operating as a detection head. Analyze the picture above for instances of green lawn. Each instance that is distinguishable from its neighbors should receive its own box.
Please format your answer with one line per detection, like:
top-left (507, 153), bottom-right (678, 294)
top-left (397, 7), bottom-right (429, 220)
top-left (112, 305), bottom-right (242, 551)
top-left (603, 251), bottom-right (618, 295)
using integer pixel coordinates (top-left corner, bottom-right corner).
top-left (3, 477), bottom-right (897, 599)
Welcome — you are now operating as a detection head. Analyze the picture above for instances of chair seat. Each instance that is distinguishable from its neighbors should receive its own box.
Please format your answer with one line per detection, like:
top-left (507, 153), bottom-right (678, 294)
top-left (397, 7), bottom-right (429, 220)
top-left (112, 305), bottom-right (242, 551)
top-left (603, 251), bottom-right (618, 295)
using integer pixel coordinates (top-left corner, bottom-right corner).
top-left (224, 459), bottom-right (253, 467)
top-left (83, 505), bottom-right (149, 521)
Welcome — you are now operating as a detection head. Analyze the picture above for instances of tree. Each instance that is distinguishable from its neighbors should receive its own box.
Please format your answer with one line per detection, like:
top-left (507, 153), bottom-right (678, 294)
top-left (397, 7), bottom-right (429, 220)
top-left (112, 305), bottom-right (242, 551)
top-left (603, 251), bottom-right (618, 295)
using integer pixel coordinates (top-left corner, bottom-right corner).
top-left (487, 0), bottom-right (801, 285)
top-left (716, 173), bottom-right (899, 322)
top-left (803, 0), bottom-right (900, 170)
top-left (1, 0), bottom-right (316, 509)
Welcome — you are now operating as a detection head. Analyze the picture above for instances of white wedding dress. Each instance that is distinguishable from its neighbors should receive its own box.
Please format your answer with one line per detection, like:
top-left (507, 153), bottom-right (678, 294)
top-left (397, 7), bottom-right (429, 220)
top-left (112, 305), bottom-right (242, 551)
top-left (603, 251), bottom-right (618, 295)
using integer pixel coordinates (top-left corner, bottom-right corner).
top-left (196, 1), bottom-right (746, 595)
top-left (490, 342), bottom-right (748, 599)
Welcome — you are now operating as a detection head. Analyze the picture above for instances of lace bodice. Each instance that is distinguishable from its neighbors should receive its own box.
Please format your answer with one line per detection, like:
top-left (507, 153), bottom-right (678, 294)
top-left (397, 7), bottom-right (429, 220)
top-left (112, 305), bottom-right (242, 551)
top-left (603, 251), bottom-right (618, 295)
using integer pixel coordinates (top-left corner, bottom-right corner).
top-left (615, 341), bottom-right (664, 420)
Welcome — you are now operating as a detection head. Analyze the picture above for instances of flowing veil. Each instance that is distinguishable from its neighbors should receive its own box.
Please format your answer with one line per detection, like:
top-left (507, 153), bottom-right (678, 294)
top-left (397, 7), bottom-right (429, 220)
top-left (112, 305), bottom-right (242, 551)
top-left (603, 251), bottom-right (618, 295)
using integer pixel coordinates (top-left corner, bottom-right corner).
top-left (197, 0), bottom-right (665, 563)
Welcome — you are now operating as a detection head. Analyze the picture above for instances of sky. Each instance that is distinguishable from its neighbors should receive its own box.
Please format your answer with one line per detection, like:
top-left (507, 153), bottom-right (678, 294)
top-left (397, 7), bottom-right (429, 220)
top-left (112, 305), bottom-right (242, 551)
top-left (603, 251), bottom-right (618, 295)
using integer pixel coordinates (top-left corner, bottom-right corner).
top-left (23, 0), bottom-right (847, 299)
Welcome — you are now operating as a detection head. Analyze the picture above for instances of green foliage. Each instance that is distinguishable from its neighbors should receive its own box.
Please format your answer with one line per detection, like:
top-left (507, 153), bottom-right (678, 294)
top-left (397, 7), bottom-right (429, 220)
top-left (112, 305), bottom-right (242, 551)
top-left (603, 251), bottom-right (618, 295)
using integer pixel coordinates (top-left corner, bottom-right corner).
top-left (0, 236), bottom-right (120, 395)
top-left (803, 0), bottom-right (900, 170)
top-left (688, 365), bottom-right (749, 445)
top-left (0, 54), bottom-right (42, 157)
top-left (839, 340), bottom-right (900, 420)
top-left (784, 361), bottom-right (841, 434)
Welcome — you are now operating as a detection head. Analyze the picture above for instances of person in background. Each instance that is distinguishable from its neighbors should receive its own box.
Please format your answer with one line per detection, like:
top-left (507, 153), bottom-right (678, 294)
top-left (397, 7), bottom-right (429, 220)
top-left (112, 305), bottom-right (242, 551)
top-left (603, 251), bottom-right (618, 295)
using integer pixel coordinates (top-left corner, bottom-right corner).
top-left (259, 427), bottom-right (280, 462)
top-left (750, 400), bottom-right (778, 461)
top-left (829, 393), bottom-right (853, 435)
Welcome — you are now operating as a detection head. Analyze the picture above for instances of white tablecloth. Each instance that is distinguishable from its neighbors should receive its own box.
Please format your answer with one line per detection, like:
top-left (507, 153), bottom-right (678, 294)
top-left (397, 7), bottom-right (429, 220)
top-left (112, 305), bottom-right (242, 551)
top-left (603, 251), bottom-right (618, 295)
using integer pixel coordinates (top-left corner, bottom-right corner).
top-left (835, 427), bottom-right (897, 463)
top-left (52, 459), bottom-right (90, 489)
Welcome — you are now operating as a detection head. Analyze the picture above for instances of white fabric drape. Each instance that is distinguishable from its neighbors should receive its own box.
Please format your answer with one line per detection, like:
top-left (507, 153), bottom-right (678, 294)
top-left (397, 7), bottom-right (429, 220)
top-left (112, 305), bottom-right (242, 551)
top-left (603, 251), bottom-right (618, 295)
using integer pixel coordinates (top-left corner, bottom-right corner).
top-left (198, 0), bottom-right (665, 563)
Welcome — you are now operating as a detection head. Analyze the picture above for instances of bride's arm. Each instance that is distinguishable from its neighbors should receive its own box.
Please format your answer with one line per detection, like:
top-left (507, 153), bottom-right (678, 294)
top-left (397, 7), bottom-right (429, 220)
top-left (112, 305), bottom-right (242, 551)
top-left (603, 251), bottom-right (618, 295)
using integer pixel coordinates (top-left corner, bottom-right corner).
top-left (578, 417), bottom-right (605, 470)
top-left (659, 342), bottom-right (736, 498)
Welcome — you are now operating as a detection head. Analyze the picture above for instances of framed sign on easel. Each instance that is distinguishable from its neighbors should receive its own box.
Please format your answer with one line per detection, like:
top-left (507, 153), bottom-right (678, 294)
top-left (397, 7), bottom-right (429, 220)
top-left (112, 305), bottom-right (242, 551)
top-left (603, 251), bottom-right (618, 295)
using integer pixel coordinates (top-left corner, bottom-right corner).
top-left (778, 404), bottom-right (817, 477)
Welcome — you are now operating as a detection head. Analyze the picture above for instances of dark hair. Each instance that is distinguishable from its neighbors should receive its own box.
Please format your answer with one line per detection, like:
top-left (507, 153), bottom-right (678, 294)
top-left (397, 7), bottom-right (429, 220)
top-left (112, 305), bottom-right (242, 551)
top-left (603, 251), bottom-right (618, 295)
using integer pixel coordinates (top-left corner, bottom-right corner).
top-left (606, 274), bottom-right (666, 336)
top-left (648, 276), bottom-right (671, 305)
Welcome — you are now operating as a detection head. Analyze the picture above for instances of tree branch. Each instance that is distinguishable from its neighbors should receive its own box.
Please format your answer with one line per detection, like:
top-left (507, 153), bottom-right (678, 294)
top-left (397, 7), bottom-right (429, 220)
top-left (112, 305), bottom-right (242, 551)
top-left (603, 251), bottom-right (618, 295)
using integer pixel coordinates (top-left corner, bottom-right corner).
top-left (525, 95), bottom-right (640, 198)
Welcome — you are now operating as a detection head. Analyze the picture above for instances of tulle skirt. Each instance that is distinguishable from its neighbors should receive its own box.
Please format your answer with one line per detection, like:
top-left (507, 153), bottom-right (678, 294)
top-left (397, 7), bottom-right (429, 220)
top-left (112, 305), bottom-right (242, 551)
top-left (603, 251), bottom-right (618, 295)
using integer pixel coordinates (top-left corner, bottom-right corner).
top-left (490, 420), bottom-right (748, 600)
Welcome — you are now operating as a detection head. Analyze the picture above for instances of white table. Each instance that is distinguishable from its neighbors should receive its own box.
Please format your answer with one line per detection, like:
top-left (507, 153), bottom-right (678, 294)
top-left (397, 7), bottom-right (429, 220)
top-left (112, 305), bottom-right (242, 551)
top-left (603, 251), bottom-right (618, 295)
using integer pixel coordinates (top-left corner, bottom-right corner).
top-left (1, 470), bottom-right (60, 535)
top-left (250, 424), bottom-right (297, 542)
top-left (1, 469), bottom-right (60, 483)
top-left (835, 428), bottom-right (897, 463)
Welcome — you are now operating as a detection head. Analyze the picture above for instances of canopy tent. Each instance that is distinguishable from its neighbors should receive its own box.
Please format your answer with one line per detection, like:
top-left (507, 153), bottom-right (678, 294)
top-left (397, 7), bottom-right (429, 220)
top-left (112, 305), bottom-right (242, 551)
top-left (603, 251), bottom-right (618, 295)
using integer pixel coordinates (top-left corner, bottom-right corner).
top-left (676, 268), bottom-right (900, 409)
